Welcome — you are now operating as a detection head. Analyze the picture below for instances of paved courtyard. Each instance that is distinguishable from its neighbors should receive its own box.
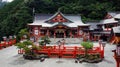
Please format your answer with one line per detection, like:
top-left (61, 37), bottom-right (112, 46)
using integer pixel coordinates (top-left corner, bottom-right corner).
top-left (0, 42), bottom-right (116, 67)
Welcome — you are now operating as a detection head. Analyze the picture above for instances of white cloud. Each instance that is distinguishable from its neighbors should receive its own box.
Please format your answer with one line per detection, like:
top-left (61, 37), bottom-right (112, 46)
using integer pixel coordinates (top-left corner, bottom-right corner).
top-left (2, 0), bottom-right (13, 2)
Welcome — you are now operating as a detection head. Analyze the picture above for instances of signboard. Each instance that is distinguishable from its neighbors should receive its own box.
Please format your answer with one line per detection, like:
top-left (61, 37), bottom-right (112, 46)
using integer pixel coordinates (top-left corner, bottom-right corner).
top-left (34, 30), bottom-right (39, 35)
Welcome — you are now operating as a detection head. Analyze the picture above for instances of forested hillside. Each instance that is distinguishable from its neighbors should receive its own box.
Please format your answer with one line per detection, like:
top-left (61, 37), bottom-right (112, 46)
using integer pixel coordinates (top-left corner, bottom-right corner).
top-left (0, 0), bottom-right (120, 40)
top-left (0, 1), bottom-right (6, 8)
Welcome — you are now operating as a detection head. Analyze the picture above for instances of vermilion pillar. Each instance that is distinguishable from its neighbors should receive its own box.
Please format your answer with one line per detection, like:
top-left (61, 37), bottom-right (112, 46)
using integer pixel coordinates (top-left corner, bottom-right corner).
top-left (54, 31), bottom-right (56, 38)
top-left (77, 27), bottom-right (79, 38)
top-left (46, 29), bottom-right (49, 37)
top-left (70, 31), bottom-right (72, 38)
top-left (64, 31), bottom-right (66, 38)
top-left (112, 50), bottom-right (120, 67)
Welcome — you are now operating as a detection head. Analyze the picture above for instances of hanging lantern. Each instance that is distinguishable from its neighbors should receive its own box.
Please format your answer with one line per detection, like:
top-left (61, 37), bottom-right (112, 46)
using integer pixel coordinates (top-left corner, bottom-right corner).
top-left (117, 45), bottom-right (120, 56)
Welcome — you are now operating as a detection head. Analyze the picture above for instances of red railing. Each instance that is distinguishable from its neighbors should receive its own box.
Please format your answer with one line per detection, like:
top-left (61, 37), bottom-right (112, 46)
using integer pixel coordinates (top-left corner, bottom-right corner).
top-left (34, 45), bottom-right (102, 58)
top-left (18, 44), bottom-right (104, 58)
top-left (0, 39), bottom-right (16, 49)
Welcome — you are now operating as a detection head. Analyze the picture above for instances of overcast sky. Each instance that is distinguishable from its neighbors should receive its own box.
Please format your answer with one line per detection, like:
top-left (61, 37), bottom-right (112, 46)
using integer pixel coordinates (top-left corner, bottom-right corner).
top-left (2, 0), bottom-right (13, 2)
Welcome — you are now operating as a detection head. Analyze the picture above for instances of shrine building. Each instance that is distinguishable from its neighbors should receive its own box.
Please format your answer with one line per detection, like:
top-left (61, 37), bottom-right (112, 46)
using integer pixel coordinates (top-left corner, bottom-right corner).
top-left (28, 11), bottom-right (120, 42)
top-left (28, 11), bottom-right (90, 41)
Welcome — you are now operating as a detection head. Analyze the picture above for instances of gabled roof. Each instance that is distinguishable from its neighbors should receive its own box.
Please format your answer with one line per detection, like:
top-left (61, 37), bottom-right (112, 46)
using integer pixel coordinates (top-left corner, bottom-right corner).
top-left (45, 11), bottom-right (73, 23)
top-left (28, 12), bottom-right (89, 27)
top-left (98, 18), bottom-right (118, 25)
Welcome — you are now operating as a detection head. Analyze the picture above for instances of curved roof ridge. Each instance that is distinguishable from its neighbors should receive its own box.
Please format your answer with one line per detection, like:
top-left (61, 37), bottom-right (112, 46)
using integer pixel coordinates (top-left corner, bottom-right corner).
top-left (45, 11), bottom-right (73, 23)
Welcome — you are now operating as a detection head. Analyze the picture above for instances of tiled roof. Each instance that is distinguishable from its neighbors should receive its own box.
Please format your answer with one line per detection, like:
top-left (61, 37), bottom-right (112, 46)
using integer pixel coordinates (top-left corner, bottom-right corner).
top-left (98, 18), bottom-right (118, 25)
top-left (112, 26), bottom-right (120, 33)
top-left (114, 14), bottom-right (120, 19)
top-left (28, 12), bottom-right (89, 27)
top-left (45, 11), bottom-right (73, 23)
top-left (86, 22), bottom-right (98, 30)
top-left (108, 12), bottom-right (117, 17)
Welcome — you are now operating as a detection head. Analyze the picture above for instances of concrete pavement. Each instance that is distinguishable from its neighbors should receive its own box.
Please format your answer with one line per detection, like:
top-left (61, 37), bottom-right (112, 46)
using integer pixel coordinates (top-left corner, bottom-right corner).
top-left (0, 43), bottom-right (116, 67)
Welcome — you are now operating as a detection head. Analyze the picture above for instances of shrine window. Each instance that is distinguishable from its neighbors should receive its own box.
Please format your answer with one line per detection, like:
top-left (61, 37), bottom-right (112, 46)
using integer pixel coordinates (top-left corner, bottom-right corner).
top-left (60, 19), bottom-right (63, 20)
top-left (55, 19), bottom-right (57, 20)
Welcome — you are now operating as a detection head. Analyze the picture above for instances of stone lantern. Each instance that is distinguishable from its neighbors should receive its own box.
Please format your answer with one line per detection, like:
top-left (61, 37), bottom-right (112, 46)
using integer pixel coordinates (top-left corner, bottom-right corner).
top-left (101, 42), bottom-right (106, 58)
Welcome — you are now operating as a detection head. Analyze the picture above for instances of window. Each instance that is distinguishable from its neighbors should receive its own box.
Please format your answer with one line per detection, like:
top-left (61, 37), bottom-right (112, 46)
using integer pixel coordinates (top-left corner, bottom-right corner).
top-left (60, 19), bottom-right (63, 20)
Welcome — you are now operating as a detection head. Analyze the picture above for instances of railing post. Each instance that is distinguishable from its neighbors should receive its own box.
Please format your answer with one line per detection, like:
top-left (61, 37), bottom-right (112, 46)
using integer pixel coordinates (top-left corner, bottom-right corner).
top-left (54, 45), bottom-right (56, 50)
top-left (48, 49), bottom-right (50, 57)
top-left (63, 47), bottom-right (66, 51)
top-left (116, 61), bottom-right (119, 67)
top-left (4, 41), bottom-right (6, 48)
top-left (73, 46), bottom-right (77, 58)
top-left (0, 43), bottom-right (1, 49)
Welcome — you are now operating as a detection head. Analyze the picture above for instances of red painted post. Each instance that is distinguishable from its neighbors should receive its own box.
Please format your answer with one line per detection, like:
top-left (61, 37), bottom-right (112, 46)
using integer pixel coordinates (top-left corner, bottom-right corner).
top-left (95, 35), bottom-right (96, 41)
top-left (102, 46), bottom-right (104, 58)
top-left (1, 43), bottom-right (3, 48)
top-left (59, 45), bottom-right (61, 57)
top-left (54, 45), bottom-right (56, 50)
top-left (0, 43), bottom-right (2, 49)
top-left (54, 32), bottom-right (56, 38)
top-left (14, 39), bottom-right (16, 44)
top-left (9, 40), bottom-right (12, 46)
top-left (100, 49), bottom-right (103, 58)
top-left (4, 41), bottom-right (6, 48)
top-left (116, 61), bottom-right (119, 67)
top-left (100, 47), bottom-right (104, 58)
top-left (73, 46), bottom-right (77, 58)
top-left (48, 49), bottom-right (50, 57)
top-left (63, 47), bottom-right (66, 51)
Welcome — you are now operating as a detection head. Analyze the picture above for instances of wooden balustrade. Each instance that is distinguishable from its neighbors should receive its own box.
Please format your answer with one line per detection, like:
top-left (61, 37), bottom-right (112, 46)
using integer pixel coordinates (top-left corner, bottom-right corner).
top-left (18, 45), bottom-right (103, 58)
top-left (0, 39), bottom-right (16, 50)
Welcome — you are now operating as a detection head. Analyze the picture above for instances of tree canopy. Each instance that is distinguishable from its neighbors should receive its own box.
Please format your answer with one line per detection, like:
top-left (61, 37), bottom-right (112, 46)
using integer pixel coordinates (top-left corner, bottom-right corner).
top-left (0, 0), bottom-right (119, 40)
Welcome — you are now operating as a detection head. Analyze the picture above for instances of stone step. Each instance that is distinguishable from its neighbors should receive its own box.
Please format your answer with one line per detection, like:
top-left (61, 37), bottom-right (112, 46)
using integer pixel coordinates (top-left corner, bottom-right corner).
top-left (49, 38), bottom-right (83, 44)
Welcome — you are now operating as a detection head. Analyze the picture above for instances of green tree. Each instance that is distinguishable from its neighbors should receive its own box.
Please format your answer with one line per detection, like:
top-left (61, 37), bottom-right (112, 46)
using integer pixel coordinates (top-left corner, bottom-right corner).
top-left (18, 28), bottom-right (29, 41)
top-left (16, 40), bottom-right (33, 55)
top-left (0, 0), bottom-right (118, 41)
top-left (81, 41), bottom-right (93, 57)
top-left (39, 36), bottom-right (51, 46)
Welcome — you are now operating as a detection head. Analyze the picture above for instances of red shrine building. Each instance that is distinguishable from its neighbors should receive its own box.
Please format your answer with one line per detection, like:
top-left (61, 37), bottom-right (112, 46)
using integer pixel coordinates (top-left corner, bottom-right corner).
top-left (28, 11), bottom-right (120, 42)
top-left (28, 11), bottom-right (90, 41)
top-left (87, 12), bottom-right (120, 41)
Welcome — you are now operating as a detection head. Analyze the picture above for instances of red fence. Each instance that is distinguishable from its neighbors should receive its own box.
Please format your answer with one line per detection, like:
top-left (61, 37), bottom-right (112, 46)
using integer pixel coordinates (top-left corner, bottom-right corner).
top-left (0, 39), bottom-right (16, 49)
top-left (18, 45), bottom-right (103, 58)
top-left (37, 46), bottom-right (102, 58)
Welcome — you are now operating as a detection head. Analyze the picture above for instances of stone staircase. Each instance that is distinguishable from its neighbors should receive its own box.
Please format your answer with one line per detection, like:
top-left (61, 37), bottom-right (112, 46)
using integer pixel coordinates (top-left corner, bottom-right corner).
top-left (49, 38), bottom-right (83, 44)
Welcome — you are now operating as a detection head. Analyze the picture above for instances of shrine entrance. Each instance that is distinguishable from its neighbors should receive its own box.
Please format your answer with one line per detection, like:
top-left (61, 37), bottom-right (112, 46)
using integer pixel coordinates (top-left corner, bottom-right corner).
top-left (55, 29), bottom-right (65, 38)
